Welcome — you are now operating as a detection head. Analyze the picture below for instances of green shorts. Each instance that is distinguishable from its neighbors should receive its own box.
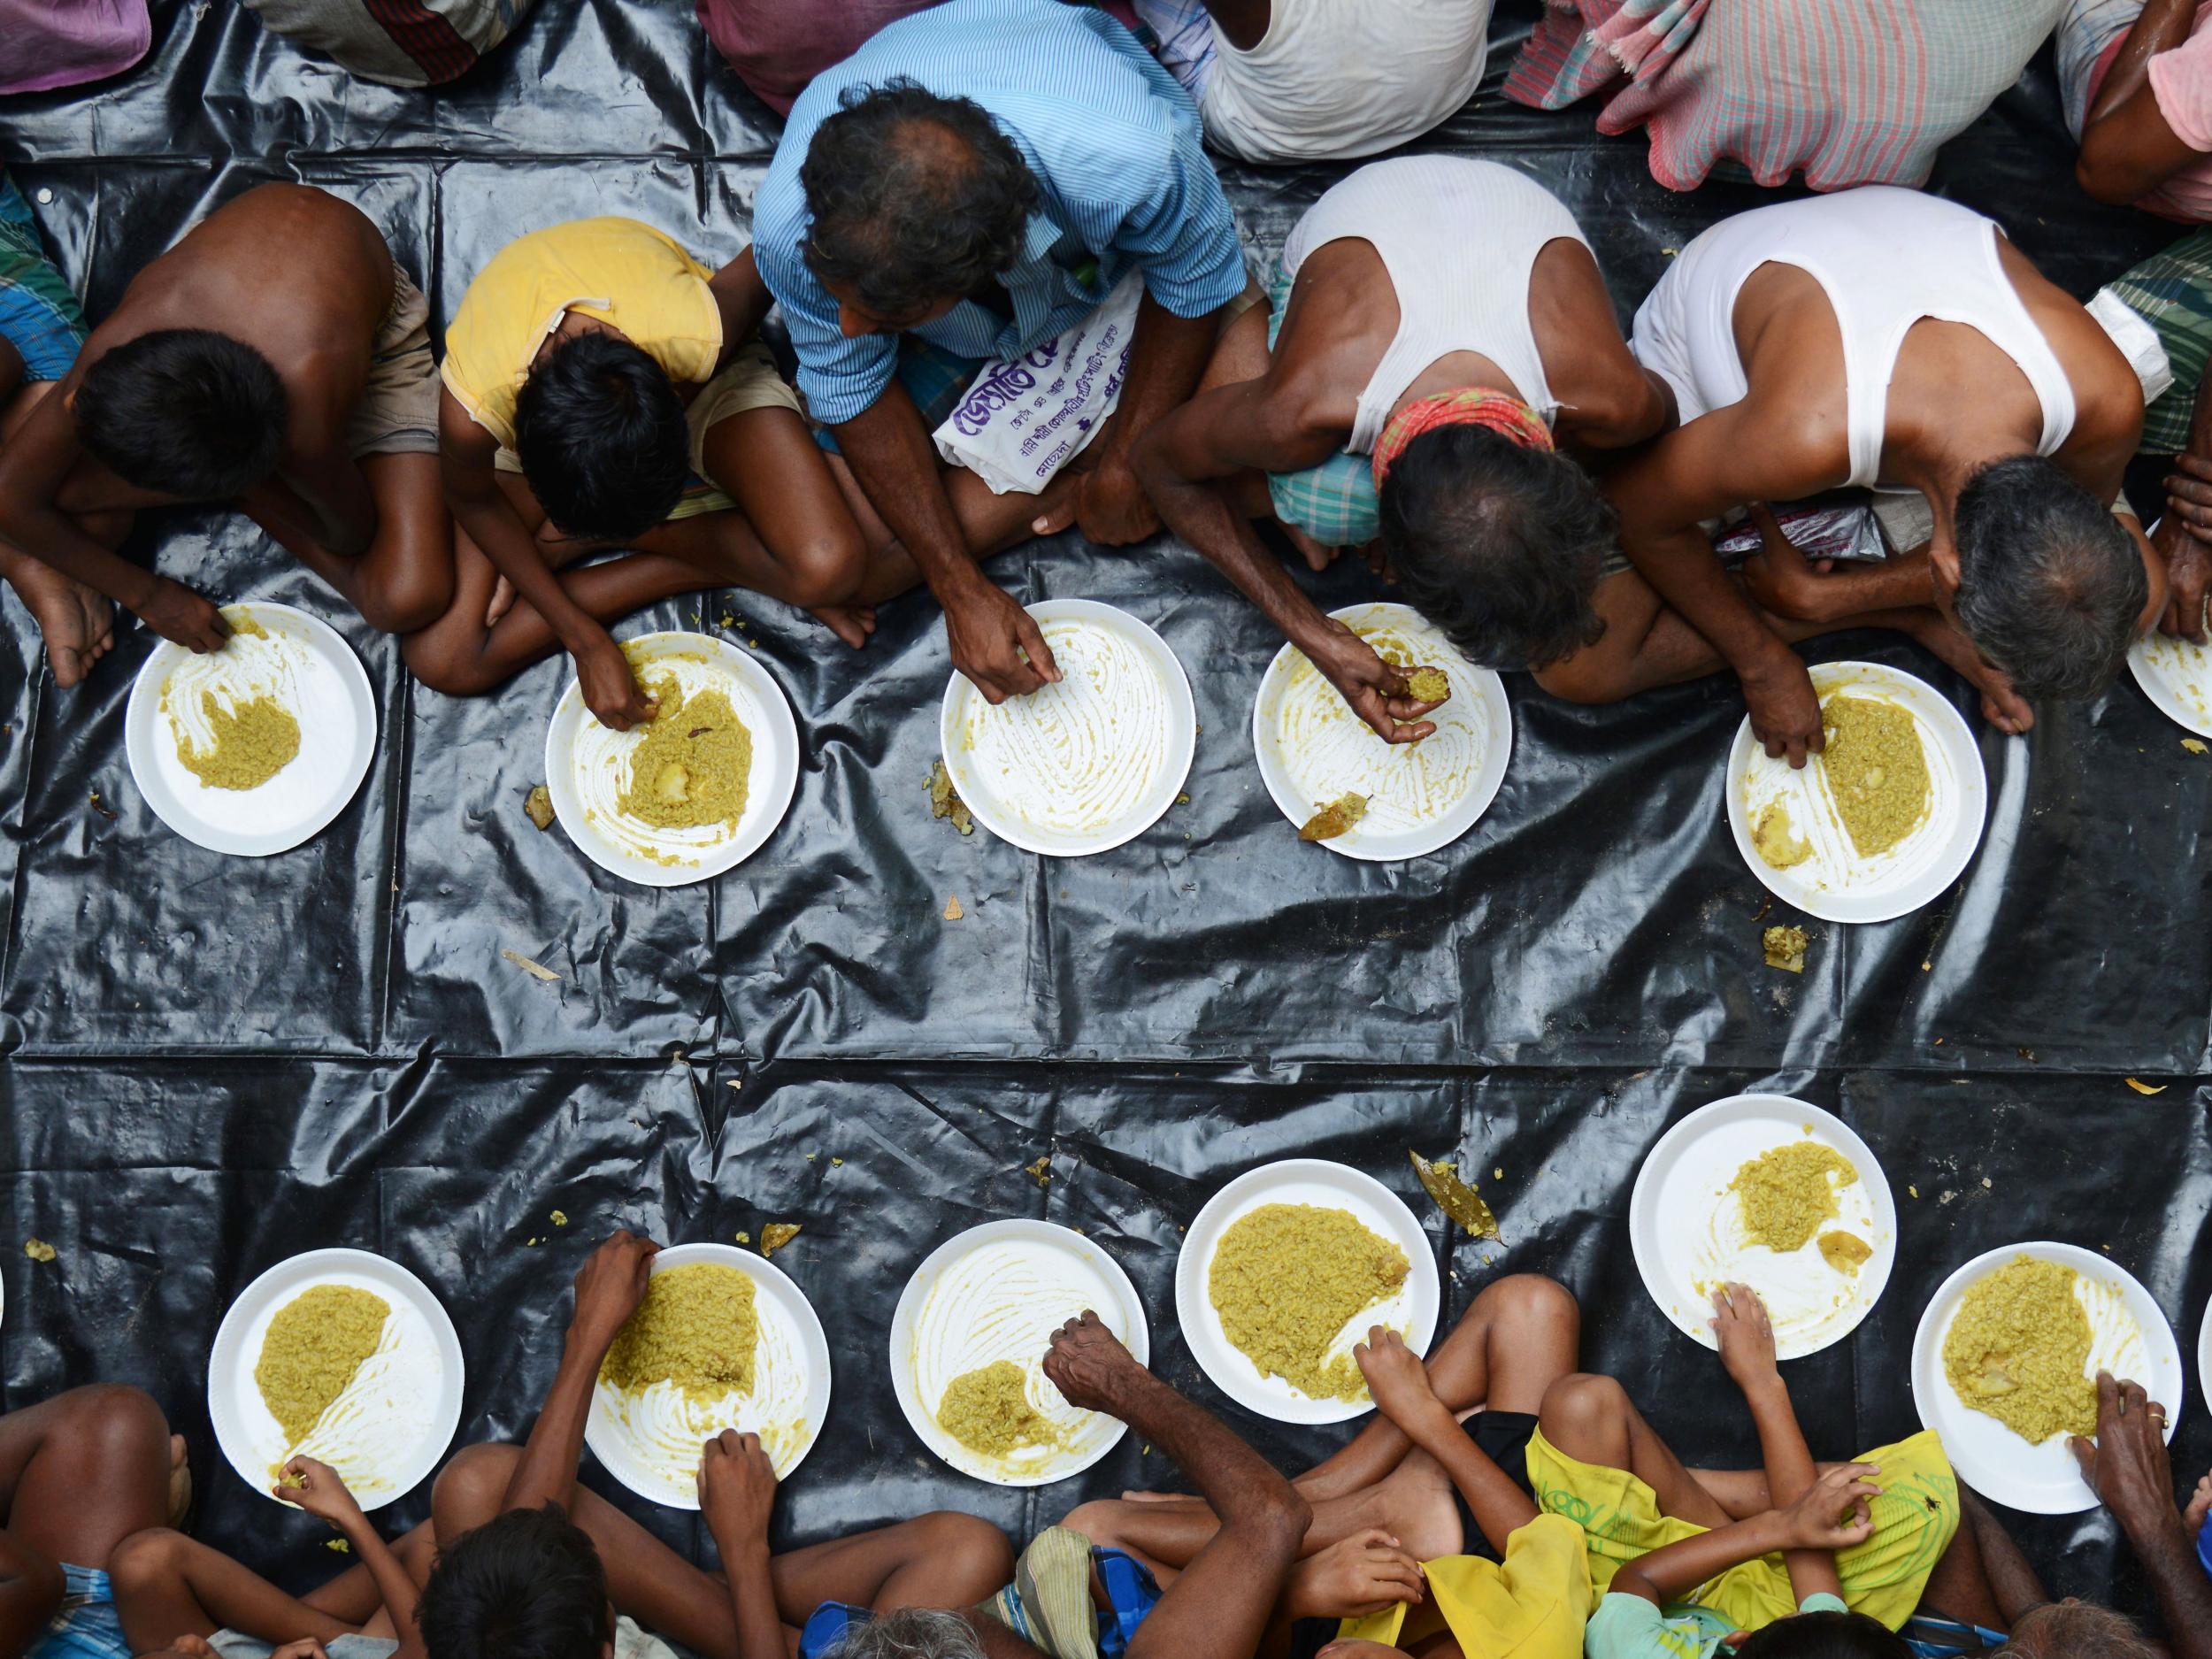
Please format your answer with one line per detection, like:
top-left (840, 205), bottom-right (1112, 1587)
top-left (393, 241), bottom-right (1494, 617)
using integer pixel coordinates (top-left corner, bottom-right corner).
top-left (2109, 224), bottom-right (2212, 457)
top-left (1261, 264), bottom-right (1379, 549)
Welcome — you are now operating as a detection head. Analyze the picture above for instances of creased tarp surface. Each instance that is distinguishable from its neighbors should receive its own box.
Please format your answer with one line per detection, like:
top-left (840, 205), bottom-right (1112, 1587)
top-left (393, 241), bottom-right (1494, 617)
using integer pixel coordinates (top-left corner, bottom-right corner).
top-left (1, 0), bottom-right (2208, 1631)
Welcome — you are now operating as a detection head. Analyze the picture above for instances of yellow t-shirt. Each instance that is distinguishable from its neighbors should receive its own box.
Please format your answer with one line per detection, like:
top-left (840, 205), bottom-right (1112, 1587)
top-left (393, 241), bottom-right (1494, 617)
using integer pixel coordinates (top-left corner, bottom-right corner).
top-left (440, 217), bottom-right (724, 450)
top-left (1337, 1513), bottom-right (1592, 1659)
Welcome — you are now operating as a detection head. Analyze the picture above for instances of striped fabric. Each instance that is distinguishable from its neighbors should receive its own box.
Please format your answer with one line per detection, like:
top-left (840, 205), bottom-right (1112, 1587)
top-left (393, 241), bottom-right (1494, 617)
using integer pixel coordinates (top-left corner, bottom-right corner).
top-left (1502, 0), bottom-right (2065, 192)
top-left (2108, 225), bottom-right (2212, 454)
top-left (2057, 0), bottom-right (2147, 135)
top-left (1259, 265), bottom-right (1381, 549)
top-left (236, 0), bottom-right (537, 87)
top-left (753, 0), bottom-right (1247, 426)
top-left (0, 171), bottom-right (89, 385)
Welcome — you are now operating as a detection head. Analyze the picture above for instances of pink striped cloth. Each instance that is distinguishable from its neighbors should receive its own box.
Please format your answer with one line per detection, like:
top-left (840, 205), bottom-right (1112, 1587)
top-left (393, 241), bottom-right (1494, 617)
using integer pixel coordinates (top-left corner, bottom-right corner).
top-left (1503, 0), bottom-right (2062, 192)
top-left (0, 0), bottom-right (150, 95)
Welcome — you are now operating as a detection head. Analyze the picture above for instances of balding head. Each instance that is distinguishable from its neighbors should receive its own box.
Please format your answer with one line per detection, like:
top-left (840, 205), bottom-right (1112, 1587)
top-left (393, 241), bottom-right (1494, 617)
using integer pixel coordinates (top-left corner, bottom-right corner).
top-left (1997, 1599), bottom-right (2160, 1659)
top-left (826, 1609), bottom-right (989, 1659)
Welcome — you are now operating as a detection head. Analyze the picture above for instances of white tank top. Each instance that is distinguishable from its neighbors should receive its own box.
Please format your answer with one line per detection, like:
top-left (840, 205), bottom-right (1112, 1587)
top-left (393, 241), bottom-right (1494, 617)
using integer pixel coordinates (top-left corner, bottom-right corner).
top-left (1628, 187), bottom-right (2076, 490)
top-left (1198, 0), bottom-right (1492, 165)
top-left (1282, 157), bottom-right (1590, 457)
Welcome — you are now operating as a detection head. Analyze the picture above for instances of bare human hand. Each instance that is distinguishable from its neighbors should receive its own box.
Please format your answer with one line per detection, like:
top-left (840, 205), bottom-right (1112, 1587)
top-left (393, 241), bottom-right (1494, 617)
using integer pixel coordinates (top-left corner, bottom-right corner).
top-left (570, 1230), bottom-right (659, 1354)
top-left (137, 576), bottom-right (231, 655)
top-left (2070, 1371), bottom-right (2179, 1540)
top-left (1042, 1310), bottom-right (1147, 1417)
top-left (1740, 504), bottom-right (1840, 623)
top-left (1304, 619), bottom-right (1441, 744)
top-left (1352, 1326), bottom-right (1447, 1434)
top-left (271, 1455), bottom-right (365, 1528)
top-left (1071, 453), bottom-right (1162, 546)
top-left (1778, 1463), bottom-right (1882, 1551)
top-left (2153, 510), bottom-right (2211, 642)
top-left (1740, 645), bottom-right (1824, 768)
top-left (575, 631), bottom-right (655, 731)
top-left (696, 1428), bottom-right (778, 1551)
top-left (1710, 1282), bottom-right (1779, 1388)
top-left (1286, 1529), bottom-right (1425, 1619)
top-left (945, 573), bottom-right (1060, 703)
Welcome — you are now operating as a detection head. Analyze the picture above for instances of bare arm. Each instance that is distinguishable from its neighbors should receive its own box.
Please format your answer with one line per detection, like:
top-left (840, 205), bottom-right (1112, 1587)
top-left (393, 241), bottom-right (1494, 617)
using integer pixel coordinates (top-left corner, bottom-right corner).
top-left (2071, 1373), bottom-right (2212, 1659)
top-left (2154, 346), bottom-right (2212, 638)
top-left (1353, 1327), bottom-right (1537, 1553)
top-left (497, 1232), bottom-right (658, 1517)
top-left (1132, 374), bottom-right (1436, 742)
top-left (1712, 1287), bottom-right (1834, 1603)
top-left (831, 382), bottom-right (1059, 701)
top-left (1612, 1463), bottom-right (1879, 1610)
top-left (0, 379), bottom-right (228, 651)
top-left (1958, 1491), bottom-right (2051, 1627)
top-left (1075, 294), bottom-right (1225, 546)
top-left (438, 390), bottom-right (649, 727)
top-left (705, 247), bottom-right (776, 368)
top-left (1604, 397), bottom-right (1841, 765)
top-left (2078, 0), bottom-right (2205, 204)
top-left (277, 1459), bottom-right (426, 1659)
top-left (1044, 1314), bottom-right (1309, 1659)
top-left (696, 1432), bottom-right (784, 1659)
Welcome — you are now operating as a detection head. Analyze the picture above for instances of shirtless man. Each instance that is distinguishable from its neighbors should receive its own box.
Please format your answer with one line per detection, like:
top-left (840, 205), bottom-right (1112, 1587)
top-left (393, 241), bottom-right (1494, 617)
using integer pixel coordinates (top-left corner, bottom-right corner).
top-left (1137, 157), bottom-right (1672, 741)
top-left (1538, 186), bottom-right (2164, 764)
top-left (0, 183), bottom-right (452, 672)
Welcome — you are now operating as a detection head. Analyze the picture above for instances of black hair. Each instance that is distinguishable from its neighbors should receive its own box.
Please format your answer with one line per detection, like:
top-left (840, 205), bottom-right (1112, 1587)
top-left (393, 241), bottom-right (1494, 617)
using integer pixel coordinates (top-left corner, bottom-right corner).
top-left (1378, 424), bottom-right (1612, 669)
top-left (1951, 454), bottom-right (2147, 702)
top-left (73, 328), bottom-right (287, 498)
top-left (418, 1505), bottom-right (611, 1659)
top-left (1730, 1609), bottom-right (1913, 1659)
top-left (799, 78), bottom-right (1037, 325)
top-left (513, 332), bottom-right (688, 540)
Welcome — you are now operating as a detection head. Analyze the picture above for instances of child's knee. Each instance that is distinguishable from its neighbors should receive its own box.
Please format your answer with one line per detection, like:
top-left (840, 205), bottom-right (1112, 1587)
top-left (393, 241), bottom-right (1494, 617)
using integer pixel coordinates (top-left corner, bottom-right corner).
top-left (906, 1512), bottom-right (1014, 1602)
top-left (430, 1442), bottom-right (519, 1540)
top-left (106, 1527), bottom-right (188, 1598)
top-left (402, 632), bottom-right (496, 699)
top-left (780, 527), bottom-right (867, 611)
top-left (358, 557), bottom-right (455, 638)
top-left (1538, 1372), bottom-right (1629, 1443)
top-left (1476, 1273), bottom-right (1579, 1339)
top-left (60, 1384), bottom-right (169, 1471)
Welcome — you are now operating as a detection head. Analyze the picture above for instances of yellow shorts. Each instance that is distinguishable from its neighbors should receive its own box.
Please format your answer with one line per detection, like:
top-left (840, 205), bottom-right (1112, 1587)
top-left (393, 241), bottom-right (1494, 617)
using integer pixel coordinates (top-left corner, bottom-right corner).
top-left (1338, 1514), bottom-right (1591, 1659)
top-left (1524, 1425), bottom-right (1958, 1633)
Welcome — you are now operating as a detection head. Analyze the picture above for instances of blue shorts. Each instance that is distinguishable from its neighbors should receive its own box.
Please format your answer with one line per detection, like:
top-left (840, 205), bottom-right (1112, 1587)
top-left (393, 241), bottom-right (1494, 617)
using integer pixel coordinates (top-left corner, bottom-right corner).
top-left (797, 1547), bottom-right (1163, 1659)
top-left (26, 1566), bottom-right (129, 1659)
top-left (1900, 1612), bottom-right (2008, 1657)
top-left (0, 171), bottom-right (89, 384)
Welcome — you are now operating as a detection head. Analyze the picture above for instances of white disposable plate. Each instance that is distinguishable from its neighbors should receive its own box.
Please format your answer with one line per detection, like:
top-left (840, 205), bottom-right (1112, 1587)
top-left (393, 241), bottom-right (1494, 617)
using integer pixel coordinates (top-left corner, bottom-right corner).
top-left (1629, 1094), bottom-right (1896, 1362)
top-left (1909, 1241), bottom-right (2180, 1514)
top-left (1176, 1158), bottom-right (1440, 1425)
top-left (208, 1248), bottom-right (463, 1510)
top-left (1251, 602), bottom-right (1511, 862)
top-left (545, 631), bottom-right (800, 887)
top-left (583, 1243), bottom-right (831, 1507)
top-left (125, 602), bottom-right (375, 857)
top-left (1726, 661), bottom-right (1986, 925)
top-left (2130, 627), bottom-right (2212, 739)
top-left (2198, 1289), bottom-right (2212, 1422)
top-left (889, 1219), bottom-right (1148, 1486)
top-left (938, 599), bottom-right (1194, 856)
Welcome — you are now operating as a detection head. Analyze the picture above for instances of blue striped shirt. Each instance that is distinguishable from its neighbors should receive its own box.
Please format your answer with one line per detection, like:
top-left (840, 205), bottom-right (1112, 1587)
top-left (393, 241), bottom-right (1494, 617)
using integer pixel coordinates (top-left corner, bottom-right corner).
top-left (753, 0), bottom-right (1248, 426)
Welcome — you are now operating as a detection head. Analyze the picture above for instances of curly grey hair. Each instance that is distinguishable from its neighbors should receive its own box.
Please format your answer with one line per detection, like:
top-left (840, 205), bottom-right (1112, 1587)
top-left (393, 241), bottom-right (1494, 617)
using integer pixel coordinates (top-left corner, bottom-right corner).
top-left (826, 1609), bottom-right (987, 1659)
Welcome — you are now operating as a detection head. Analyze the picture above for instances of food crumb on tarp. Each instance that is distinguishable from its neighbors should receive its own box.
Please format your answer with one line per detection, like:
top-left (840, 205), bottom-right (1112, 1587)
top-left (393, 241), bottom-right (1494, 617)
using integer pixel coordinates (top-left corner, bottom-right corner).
top-left (550, 1210), bottom-right (567, 1226)
top-left (501, 948), bottom-right (561, 982)
top-left (927, 761), bottom-right (974, 835)
top-left (88, 789), bottom-right (117, 821)
top-left (1763, 925), bottom-right (1809, 973)
top-left (1025, 1156), bottom-right (1052, 1187)
top-left (733, 1231), bottom-right (750, 1245)
top-left (760, 1223), bottom-right (801, 1258)
top-left (2184, 739), bottom-right (2208, 756)
top-left (326, 1539), bottom-right (350, 1553)
top-left (22, 1239), bottom-right (56, 1263)
top-left (1409, 1150), bottom-right (1500, 1239)
top-left (943, 894), bottom-right (964, 921)
top-left (525, 786), bottom-right (556, 830)
top-left (2126, 1078), bottom-right (2167, 1094)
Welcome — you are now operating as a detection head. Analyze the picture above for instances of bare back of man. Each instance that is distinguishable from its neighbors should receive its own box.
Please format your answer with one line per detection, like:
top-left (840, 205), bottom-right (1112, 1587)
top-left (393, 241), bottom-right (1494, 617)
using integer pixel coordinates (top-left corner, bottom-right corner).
top-left (0, 182), bottom-right (453, 682)
top-left (1553, 192), bottom-right (2161, 764)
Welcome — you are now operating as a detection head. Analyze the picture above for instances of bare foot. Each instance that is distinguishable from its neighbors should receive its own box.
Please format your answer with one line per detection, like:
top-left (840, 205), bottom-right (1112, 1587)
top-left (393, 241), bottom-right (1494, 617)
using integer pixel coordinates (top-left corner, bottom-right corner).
top-left (1907, 614), bottom-right (2035, 735)
top-left (167, 1432), bottom-right (192, 1527)
top-left (2185, 1471), bottom-right (2212, 1535)
top-left (1349, 1447), bottom-right (1461, 1563)
top-left (811, 603), bottom-right (876, 649)
top-left (2, 552), bottom-right (115, 687)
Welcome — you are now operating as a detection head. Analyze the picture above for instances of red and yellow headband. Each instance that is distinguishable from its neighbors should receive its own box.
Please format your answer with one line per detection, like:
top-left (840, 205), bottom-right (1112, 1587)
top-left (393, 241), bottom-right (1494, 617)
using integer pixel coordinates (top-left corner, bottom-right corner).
top-left (1371, 388), bottom-right (1554, 488)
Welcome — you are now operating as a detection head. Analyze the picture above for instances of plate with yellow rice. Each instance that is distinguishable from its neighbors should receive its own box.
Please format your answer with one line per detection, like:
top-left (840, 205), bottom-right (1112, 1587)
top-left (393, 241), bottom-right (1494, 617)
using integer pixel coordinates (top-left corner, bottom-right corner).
top-left (1175, 1159), bottom-right (1439, 1425)
top-left (1251, 603), bottom-right (1512, 862)
top-left (1725, 661), bottom-right (1985, 925)
top-left (582, 1242), bottom-right (831, 1507)
top-left (2127, 599), bottom-right (2212, 738)
top-left (208, 1248), bottom-right (462, 1509)
top-left (938, 599), bottom-right (1195, 857)
top-left (1910, 1242), bottom-right (2179, 1513)
top-left (1629, 1094), bottom-right (1895, 1362)
top-left (544, 631), bottom-right (800, 887)
top-left (889, 1219), bottom-right (1148, 1486)
top-left (125, 602), bottom-right (375, 857)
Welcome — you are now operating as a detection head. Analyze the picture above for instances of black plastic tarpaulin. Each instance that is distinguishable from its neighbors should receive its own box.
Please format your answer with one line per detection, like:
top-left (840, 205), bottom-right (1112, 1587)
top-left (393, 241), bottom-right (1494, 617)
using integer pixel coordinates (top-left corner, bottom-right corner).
top-left (1, 0), bottom-right (2208, 1629)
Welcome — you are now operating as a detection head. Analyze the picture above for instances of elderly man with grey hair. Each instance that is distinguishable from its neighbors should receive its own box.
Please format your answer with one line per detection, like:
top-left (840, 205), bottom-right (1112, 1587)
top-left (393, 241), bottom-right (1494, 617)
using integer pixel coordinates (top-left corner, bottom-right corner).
top-left (821, 1312), bottom-right (1310, 1659)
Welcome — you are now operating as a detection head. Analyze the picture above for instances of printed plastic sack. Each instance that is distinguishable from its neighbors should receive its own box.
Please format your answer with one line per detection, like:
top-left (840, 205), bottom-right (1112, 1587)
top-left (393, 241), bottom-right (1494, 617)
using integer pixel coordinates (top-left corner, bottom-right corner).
top-left (933, 273), bottom-right (1144, 495)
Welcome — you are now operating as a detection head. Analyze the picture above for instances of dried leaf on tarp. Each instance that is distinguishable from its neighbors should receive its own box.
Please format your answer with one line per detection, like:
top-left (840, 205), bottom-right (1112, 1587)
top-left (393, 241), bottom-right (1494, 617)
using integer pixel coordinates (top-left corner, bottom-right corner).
top-left (1763, 926), bottom-right (1809, 973)
top-left (501, 948), bottom-right (561, 982)
top-left (927, 760), bottom-right (974, 835)
top-left (2125, 1077), bottom-right (2168, 1094)
top-left (760, 1223), bottom-right (802, 1258)
top-left (524, 786), bottom-right (556, 831)
top-left (1409, 1151), bottom-right (1500, 1239)
top-left (1299, 793), bottom-right (1369, 842)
